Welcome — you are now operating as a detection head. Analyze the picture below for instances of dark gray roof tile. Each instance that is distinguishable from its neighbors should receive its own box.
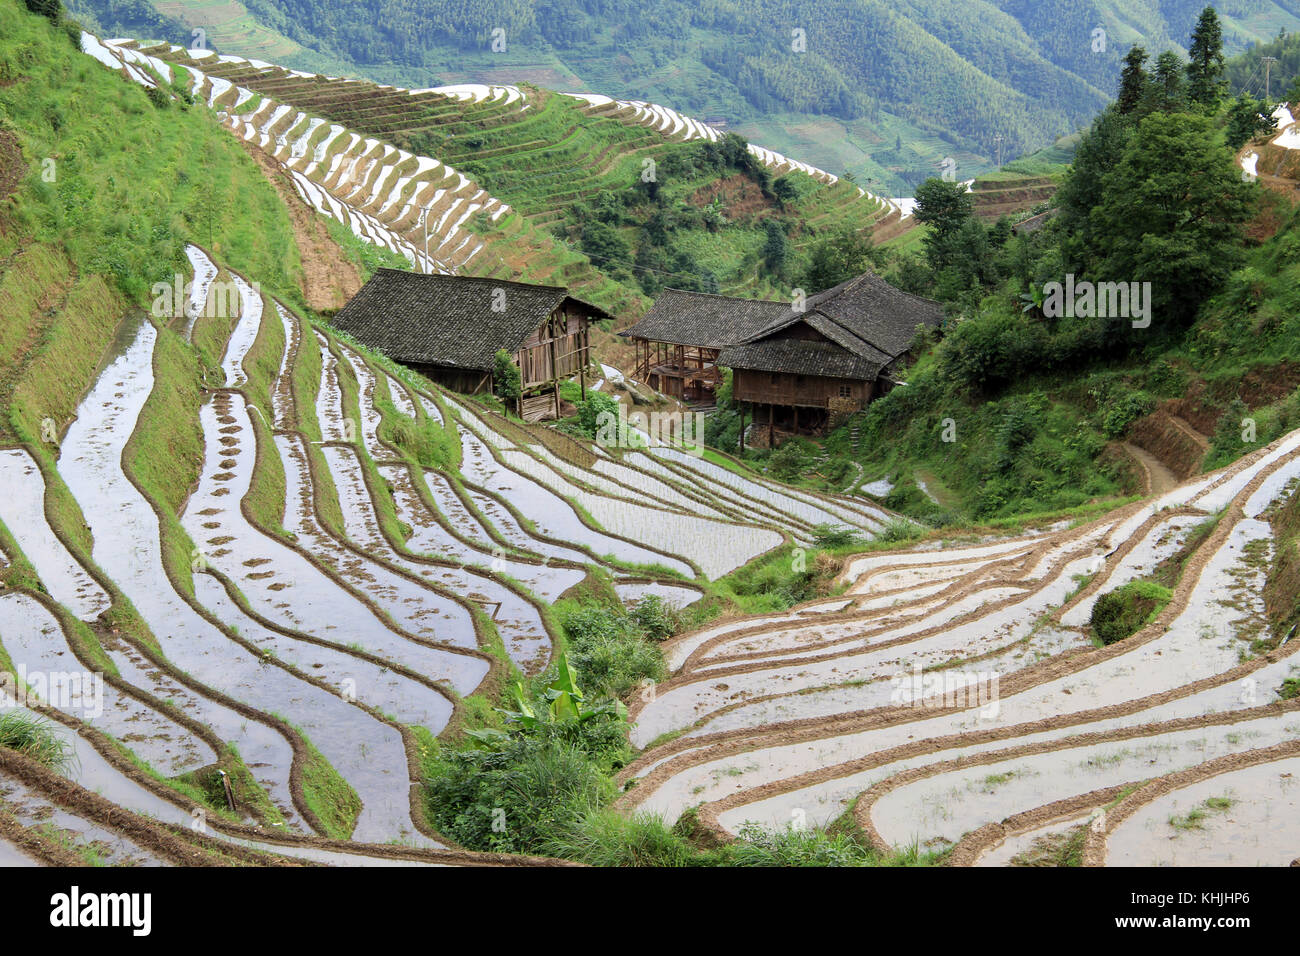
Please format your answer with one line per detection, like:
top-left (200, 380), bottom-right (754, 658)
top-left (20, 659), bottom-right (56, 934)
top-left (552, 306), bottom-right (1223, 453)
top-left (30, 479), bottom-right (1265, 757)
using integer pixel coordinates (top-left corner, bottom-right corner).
top-left (331, 269), bottom-right (609, 372)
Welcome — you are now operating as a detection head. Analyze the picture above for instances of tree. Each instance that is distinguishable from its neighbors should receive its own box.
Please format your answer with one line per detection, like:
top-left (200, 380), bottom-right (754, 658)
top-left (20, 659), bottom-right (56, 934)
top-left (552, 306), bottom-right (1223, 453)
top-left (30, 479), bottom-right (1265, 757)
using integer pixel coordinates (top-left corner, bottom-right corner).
top-left (914, 178), bottom-right (974, 242)
top-left (23, 0), bottom-right (62, 23)
top-left (1052, 107), bottom-right (1134, 273)
top-left (1117, 45), bottom-right (1149, 115)
top-left (801, 224), bottom-right (873, 293)
top-left (1187, 6), bottom-right (1227, 109)
top-left (762, 220), bottom-right (788, 275)
top-left (1225, 93), bottom-right (1275, 150)
top-left (493, 349), bottom-right (522, 406)
top-left (914, 177), bottom-right (974, 273)
top-left (1148, 51), bottom-right (1186, 113)
top-left (1091, 112), bottom-right (1254, 325)
top-left (579, 220), bottom-right (631, 270)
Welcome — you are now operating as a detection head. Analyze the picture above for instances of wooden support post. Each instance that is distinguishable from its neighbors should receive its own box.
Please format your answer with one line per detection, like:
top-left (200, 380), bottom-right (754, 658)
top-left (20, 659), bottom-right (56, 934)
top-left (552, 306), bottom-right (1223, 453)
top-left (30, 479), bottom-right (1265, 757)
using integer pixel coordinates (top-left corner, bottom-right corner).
top-left (218, 769), bottom-right (236, 811)
top-left (769, 402), bottom-right (775, 447)
top-left (739, 401), bottom-right (746, 453)
top-left (548, 318), bottom-right (561, 420)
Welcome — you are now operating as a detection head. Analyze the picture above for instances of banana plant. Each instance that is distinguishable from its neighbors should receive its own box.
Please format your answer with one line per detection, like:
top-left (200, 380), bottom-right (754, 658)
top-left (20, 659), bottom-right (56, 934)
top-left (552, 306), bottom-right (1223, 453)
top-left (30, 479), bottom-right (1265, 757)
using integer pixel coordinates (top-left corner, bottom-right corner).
top-left (467, 653), bottom-right (625, 743)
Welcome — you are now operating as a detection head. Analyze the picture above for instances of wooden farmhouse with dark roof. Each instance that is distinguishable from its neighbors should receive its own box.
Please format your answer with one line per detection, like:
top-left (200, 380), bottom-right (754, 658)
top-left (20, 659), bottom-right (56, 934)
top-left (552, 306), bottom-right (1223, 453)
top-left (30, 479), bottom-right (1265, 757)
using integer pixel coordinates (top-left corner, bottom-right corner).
top-left (622, 273), bottom-right (943, 439)
top-left (721, 272), bottom-right (944, 437)
top-left (332, 270), bottom-right (610, 420)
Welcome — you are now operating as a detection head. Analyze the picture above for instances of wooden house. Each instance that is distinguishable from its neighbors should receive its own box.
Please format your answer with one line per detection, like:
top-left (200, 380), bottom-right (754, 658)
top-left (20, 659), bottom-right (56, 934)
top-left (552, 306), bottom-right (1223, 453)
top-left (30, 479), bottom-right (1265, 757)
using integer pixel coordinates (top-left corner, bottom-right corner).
top-left (719, 273), bottom-right (944, 438)
top-left (331, 270), bottom-right (609, 420)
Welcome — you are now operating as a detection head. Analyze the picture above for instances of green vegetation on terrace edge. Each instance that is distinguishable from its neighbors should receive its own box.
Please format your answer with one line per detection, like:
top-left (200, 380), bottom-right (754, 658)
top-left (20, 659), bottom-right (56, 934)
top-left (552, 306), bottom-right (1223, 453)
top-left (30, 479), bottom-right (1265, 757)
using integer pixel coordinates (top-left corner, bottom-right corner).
top-left (74, 0), bottom-right (1300, 191)
top-left (704, 11), bottom-right (1300, 531)
top-left (1090, 580), bottom-right (1174, 645)
top-left (420, 595), bottom-right (945, 866)
top-left (0, 711), bottom-right (75, 772)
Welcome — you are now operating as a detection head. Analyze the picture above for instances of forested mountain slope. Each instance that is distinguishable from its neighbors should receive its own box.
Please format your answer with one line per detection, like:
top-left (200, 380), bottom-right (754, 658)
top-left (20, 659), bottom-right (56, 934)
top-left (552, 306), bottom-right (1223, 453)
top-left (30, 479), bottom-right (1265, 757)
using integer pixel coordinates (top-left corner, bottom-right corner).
top-left (69, 0), bottom-right (1300, 190)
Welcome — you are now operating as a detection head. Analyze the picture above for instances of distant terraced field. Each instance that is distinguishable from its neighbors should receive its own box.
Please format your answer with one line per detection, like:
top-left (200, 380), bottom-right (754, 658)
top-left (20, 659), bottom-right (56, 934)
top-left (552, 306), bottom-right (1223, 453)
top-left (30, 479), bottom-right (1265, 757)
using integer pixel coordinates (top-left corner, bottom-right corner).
top-left (96, 39), bottom-right (897, 320)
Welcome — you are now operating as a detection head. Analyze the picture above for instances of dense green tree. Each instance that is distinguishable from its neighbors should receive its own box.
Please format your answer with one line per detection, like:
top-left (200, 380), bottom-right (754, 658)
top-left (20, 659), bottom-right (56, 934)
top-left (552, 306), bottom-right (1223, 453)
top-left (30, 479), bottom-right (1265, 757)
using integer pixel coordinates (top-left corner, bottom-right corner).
top-left (762, 220), bottom-right (788, 275)
top-left (1092, 111), bottom-right (1254, 325)
top-left (579, 220), bottom-right (631, 270)
top-left (493, 349), bottom-right (522, 405)
top-left (1187, 5), bottom-right (1227, 108)
top-left (801, 224), bottom-right (873, 293)
top-left (914, 178), bottom-right (974, 241)
top-left (1117, 45), bottom-right (1149, 115)
top-left (1148, 51), bottom-right (1186, 113)
top-left (1052, 107), bottom-right (1133, 272)
top-left (914, 177), bottom-right (976, 275)
top-left (1225, 93), bottom-right (1275, 150)
top-left (24, 0), bottom-right (61, 21)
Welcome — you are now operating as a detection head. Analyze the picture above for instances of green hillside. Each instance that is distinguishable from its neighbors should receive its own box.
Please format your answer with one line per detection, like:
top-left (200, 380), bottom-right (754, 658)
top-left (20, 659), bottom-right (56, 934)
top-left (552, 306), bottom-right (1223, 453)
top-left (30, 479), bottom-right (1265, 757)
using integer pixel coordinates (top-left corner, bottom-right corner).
top-left (709, 11), bottom-right (1300, 530)
top-left (136, 40), bottom-right (897, 318)
top-left (68, 0), bottom-right (1300, 191)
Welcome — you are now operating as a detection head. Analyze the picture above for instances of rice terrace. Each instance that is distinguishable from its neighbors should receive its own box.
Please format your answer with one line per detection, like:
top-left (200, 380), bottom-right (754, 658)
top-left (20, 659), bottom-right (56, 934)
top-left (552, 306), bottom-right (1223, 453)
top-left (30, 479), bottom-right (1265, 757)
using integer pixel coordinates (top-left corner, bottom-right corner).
top-left (2, 0), bottom-right (1300, 911)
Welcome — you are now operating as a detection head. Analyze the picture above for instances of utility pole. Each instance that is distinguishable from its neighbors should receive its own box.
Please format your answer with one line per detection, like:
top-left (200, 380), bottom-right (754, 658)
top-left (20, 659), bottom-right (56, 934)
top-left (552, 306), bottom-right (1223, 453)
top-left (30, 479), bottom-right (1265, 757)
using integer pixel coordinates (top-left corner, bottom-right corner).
top-left (397, 200), bottom-right (433, 273)
top-left (1263, 56), bottom-right (1279, 99)
top-left (993, 132), bottom-right (1004, 168)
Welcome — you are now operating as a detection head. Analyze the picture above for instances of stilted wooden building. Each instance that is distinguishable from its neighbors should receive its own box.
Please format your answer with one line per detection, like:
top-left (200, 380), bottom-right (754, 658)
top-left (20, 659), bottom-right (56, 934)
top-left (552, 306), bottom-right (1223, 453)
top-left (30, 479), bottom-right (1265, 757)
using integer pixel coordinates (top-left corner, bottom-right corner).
top-left (332, 270), bottom-right (609, 420)
top-left (623, 274), bottom-right (943, 438)
top-left (622, 289), bottom-right (790, 403)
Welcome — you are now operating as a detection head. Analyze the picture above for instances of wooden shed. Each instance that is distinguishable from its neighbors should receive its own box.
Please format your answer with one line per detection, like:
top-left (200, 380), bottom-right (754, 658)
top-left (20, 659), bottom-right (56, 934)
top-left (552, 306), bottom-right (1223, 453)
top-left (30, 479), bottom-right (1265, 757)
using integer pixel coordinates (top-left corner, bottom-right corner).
top-left (331, 270), bottom-right (609, 419)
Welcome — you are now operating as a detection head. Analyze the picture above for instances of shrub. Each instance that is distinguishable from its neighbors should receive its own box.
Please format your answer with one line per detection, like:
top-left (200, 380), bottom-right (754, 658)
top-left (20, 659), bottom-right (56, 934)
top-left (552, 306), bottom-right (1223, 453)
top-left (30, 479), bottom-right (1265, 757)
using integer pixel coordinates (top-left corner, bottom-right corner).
top-left (577, 391), bottom-right (617, 440)
top-left (725, 824), bottom-right (877, 866)
top-left (24, 0), bottom-right (62, 23)
top-left (424, 729), bottom-right (613, 854)
top-left (492, 349), bottom-right (521, 404)
top-left (628, 594), bottom-right (680, 641)
top-left (812, 523), bottom-right (858, 548)
top-left (1090, 580), bottom-right (1172, 645)
top-left (561, 604), bottom-right (665, 698)
top-left (769, 438), bottom-right (809, 480)
top-left (877, 518), bottom-right (922, 544)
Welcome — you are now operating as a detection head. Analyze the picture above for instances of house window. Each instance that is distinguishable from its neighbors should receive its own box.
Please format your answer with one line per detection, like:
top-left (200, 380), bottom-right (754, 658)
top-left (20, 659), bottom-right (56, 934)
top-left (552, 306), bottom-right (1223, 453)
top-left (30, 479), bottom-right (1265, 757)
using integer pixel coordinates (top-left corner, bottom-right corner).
top-left (839, 384), bottom-right (852, 398)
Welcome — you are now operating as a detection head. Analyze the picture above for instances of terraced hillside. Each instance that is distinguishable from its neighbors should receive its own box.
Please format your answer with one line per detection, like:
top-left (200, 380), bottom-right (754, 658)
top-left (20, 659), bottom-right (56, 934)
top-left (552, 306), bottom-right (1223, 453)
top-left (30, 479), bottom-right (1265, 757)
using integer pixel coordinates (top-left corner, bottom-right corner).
top-left (0, 216), bottom-right (893, 863)
top-left (617, 429), bottom-right (1300, 866)
top-left (95, 38), bottom-right (896, 314)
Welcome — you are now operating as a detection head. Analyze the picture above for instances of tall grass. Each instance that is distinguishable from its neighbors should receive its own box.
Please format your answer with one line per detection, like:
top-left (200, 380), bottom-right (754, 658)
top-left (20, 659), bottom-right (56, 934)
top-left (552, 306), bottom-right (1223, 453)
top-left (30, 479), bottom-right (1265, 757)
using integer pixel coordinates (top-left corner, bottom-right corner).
top-left (0, 711), bottom-right (76, 772)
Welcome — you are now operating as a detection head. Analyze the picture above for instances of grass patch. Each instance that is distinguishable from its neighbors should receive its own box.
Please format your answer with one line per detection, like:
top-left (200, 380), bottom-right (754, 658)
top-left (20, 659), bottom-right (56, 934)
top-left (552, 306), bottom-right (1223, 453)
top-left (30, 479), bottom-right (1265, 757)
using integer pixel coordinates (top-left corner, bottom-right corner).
top-left (0, 711), bottom-right (75, 772)
top-left (1089, 580), bottom-right (1173, 646)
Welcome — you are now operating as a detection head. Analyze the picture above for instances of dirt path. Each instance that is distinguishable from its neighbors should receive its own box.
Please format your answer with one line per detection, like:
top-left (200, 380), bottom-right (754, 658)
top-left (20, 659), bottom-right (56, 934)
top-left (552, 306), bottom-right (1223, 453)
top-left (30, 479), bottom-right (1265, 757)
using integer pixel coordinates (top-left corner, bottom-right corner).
top-left (1120, 442), bottom-right (1179, 496)
top-left (238, 139), bottom-right (362, 312)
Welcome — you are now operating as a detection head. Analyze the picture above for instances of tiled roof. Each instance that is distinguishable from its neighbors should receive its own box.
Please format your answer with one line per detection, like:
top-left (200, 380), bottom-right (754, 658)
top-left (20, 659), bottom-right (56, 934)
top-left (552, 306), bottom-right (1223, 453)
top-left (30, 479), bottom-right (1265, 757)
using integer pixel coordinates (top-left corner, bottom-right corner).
top-left (751, 272), bottom-right (945, 359)
top-left (331, 269), bottom-right (610, 372)
top-left (619, 288), bottom-right (791, 348)
top-left (718, 336), bottom-right (884, 380)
